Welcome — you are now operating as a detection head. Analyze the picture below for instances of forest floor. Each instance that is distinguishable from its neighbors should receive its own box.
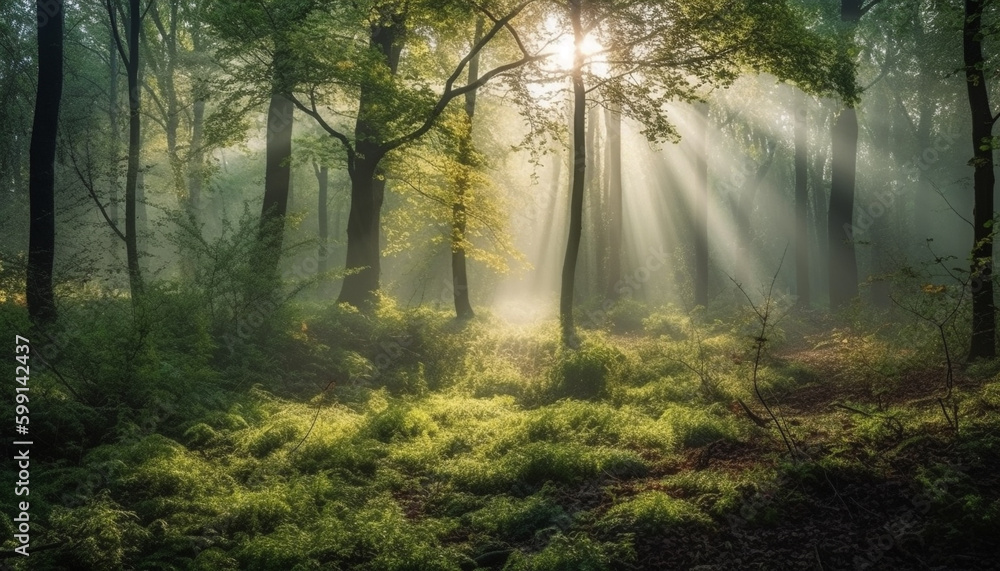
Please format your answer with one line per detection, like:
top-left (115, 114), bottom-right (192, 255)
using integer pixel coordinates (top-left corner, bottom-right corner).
top-left (2, 300), bottom-right (999, 570)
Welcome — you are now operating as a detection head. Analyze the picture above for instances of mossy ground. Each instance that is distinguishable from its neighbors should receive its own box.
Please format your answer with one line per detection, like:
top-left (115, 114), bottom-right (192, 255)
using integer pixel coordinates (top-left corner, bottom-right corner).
top-left (1, 297), bottom-right (998, 570)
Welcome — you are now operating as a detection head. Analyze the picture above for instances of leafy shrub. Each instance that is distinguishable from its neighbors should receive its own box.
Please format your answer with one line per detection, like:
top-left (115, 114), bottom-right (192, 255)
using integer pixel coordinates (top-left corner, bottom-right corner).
top-left (366, 402), bottom-right (440, 442)
top-left (605, 298), bottom-right (649, 333)
top-left (643, 304), bottom-right (690, 339)
top-left (549, 338), bottom-right (628, 401)
top-left (659, 403), bottom-right (740, 447)
top-left (47, 491), bottom-right (150, 569)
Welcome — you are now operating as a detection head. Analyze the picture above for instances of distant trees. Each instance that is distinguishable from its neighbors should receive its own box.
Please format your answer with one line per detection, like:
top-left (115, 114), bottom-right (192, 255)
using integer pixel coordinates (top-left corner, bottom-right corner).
top-left (27, 0), bottom-right (64, 323)
top-left (549, 0), bottom-right (853, 344)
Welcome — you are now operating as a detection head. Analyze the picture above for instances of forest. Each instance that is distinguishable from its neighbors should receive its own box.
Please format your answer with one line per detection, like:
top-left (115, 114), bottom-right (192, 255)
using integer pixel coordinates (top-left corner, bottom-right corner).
top-left (1, 0), bottom-right (999, 568)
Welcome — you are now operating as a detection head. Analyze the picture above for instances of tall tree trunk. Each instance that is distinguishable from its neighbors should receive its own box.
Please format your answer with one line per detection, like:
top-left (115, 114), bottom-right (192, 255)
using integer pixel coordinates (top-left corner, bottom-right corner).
top-left (108, 28), bottom-right (120, 226)
top-left (733, 136), bottom-right (775, 288)
top-left (339, 155), bottom-right (384, 307)
top-left (338, 13), bottom-right (404, 309)
top-left (534, 143), bottom-right (563, 291)
top-left (828, 0), bottom-right (863, 309)
top-left (964, 0), bottom-right (996, 360)
top-left (187, 23), bottom-right (207, 228)
top-left (693, 102), bottom-right (709, 308)
top-left (810, 134), bottom-right (827, 301)
top-left (828, 107), bottom-right (859, 308)
top-left (155, 1), bottom-right (185, 204)
top-left (188, 84), bottom-right (205, 221)
top-left (794, 99), bottom-right (810, 307)
top-left (315, 162), bottom-right (329, 275)
top-left (560, 0), bottom-right (586, 345)
top-left (604, 104), bottom-right (622, 299)
top-left (259, 91), bottom-right (294, 275)
top-left (27, 0), bottom-right (63, 324)
top-left (868, 93), bottom-right (892, 308)
top-left (581, 106), bottom-right (595, 299)
top-left (448, 17), bottom-right (484, 320)
top-left (124, 0), bottom-right (143, 299)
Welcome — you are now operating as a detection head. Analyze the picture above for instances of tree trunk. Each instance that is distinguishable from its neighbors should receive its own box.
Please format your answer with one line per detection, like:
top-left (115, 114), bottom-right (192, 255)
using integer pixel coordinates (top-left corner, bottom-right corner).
top-left (339, 156), bottom-right (384, 307)
top-left (27, 0), bottom-right (63, 324)
top-left (868, 93), bottom-right (892, 308)
top-left (448, 17), bottom-right (483, 320)
top-left (810, 134), bottom-right (827, 301)
top-left (827, 0), bottom-right (863, 309)
top-left (259, 90), bottom-right (294, 276)
top-left (315, 163), bottom-right (329, 275)
top-left (693, 102), bottom-right (709, 308)
top-left (187, 24), bottom-right (207, 228)
top-left (124, 0), bottom-right (143, 299)
top-left (794, 99), bottom-right (810, 307)
top-left (733, 136), bottom-right (775, 288)
top-left (604, 104), bottom-right (622, 300)
top-left (964, 0), bottom-right (996, 360)
top-left (337, 14), bottom-right (404, 309)
top-left (108, 28), bottom-right (120, 226)
top-left (560, 0), bottom-right (587, 345)
top-left (188, 89), bottom-right (205, 221)
top-left (828, 107), bottom-right (859, 309)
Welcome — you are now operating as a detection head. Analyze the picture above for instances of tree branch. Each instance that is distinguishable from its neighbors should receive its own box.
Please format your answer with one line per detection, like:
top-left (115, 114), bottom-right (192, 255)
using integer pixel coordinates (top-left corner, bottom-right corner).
top-left (288, 91), bottom-right (356, 177)
top-left (67, 146), bottom-right (127, 243)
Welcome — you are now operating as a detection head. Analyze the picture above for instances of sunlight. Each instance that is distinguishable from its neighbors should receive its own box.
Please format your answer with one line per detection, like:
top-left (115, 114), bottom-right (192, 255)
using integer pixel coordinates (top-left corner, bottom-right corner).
top-left (553, 33), bottom-right (603, 72)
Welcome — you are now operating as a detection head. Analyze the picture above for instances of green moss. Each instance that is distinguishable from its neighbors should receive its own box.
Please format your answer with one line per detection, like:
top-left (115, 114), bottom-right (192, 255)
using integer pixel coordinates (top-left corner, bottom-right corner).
top-left (467, 494), bottom-right (566, 540)
top-left (598, 491), bottom-right (710, 534)
top-left (504, 533), bottom-right (620, 571)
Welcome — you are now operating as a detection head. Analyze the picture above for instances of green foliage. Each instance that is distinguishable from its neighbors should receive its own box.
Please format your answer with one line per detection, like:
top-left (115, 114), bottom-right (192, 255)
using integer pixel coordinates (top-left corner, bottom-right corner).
top-left (598, 491), bottom-right (710, 535)
top-left (466, 494), bottom-right (566, 540)
top-left (14, 296), bottom-right (1000, 570)
top-left (549, 337), bottom-right (628, 400)
top-left (643, 304), bottom-right (690, 339)
top-left (660, 470), bottom-right (749, 516)
top-left (48, 492), bottom-right (150, 569)
top-left (603, 298), bottom-right (649, 333)
top-left (504, 533), bottom-right (621, 571)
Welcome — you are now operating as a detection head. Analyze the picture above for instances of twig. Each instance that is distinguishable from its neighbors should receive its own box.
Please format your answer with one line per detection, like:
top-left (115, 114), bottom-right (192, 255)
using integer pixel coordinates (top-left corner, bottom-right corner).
top-left (728, 245), bottom-right (796, 456)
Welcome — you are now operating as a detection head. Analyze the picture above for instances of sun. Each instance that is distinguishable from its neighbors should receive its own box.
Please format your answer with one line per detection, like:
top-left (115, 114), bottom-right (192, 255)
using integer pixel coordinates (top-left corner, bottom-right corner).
top-left (554, 34), bottom-right (604, 71)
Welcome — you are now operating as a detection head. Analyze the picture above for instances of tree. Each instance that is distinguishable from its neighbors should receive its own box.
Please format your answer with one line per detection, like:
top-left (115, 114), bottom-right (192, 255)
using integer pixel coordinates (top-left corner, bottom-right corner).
top-left (604, 103), bottom-right (623, 300)
top-left (693, 102), bottom-right (709, 308)
top-left (546, 0), bottom-right (853, 344)
top-left (963, 0), bottom-right (996, 360)
top-left (450, 17), bottom-right (485, 319)
top-left (205, 0), bottom-right (317, 282)
top-left (559, 0), bottom-right (587, 344)
top-left (290, 0), bottom-right (543, 309)
top-left (827, 0), bottom-right (878, 309)
top-left (794, 95), bottom-right (810, 307)
top-left (106, 0), bottom-right (145, 300)
top-left (27, 0), bottom-right (64, 323)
